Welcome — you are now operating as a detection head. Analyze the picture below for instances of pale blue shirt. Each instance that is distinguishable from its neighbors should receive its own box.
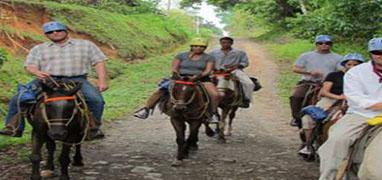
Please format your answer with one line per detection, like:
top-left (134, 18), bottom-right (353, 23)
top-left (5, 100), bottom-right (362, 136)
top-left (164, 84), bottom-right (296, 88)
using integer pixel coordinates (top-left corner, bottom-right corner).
top-left (209, 48), bottom-right (249, 70)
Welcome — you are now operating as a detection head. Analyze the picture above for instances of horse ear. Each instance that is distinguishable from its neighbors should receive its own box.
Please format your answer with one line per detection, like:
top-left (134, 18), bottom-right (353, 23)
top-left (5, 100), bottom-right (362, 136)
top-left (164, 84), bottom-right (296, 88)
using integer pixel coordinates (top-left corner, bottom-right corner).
top-left (67, 82), bottom-right (82, 96)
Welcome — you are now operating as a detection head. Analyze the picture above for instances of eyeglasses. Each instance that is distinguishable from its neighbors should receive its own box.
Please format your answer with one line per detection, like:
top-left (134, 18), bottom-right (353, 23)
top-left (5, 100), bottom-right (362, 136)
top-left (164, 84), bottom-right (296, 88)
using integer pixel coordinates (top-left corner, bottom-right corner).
top-left (316, 42), bottom-right (332, 46)
top-left (45, 30), bottom-right (66, 34)
top-left (371, 51), bottom-right (382, 55)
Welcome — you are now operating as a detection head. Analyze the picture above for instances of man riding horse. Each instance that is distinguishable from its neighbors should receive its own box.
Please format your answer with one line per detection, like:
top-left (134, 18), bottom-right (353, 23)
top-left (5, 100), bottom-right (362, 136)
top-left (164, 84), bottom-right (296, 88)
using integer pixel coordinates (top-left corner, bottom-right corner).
top-left (209, 36), bottom-right (254, 109)
top-left (298, 53), bottom-right (364, 159)
top-left (290, 35), bottom-right (343, 128)
top-left (318, 37), bottom-right (382, 180)
top-left (0, 21), bottom-right (108, 140)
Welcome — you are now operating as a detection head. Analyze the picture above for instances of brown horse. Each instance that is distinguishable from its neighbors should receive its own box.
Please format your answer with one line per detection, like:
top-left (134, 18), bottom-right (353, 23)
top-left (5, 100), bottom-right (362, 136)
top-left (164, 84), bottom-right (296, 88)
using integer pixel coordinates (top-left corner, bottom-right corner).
top-left (212, 70), bottom-right (242, 143)
top-left (159, 76), bottom-right (212, 166)
top-left (26, 79), bottom-right (88, 180)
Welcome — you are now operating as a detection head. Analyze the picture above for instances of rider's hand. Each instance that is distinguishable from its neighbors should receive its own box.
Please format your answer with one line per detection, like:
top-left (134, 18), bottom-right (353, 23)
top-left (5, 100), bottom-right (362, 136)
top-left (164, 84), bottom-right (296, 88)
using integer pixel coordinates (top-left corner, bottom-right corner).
top-left (338, 94), bottom-right (347, 100)
top-left (309, 70), bottom-right (323, 78)
top-left (367, 102), bottom-right (382, 111)
top-left (97, 80), bottom-right (108, 92)
top-left (34, 71), bottom-right (50, 80)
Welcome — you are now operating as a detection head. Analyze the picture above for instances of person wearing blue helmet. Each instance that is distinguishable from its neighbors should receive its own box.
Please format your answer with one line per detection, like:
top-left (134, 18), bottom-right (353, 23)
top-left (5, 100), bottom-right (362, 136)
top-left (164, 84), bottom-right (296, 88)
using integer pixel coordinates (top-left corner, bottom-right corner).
top-left (0, 21), bottom-right (108, 139)
top-left (289, 35), bottom-right (343, 128)
top-left (318, 38), bottom-right (382, 180)
top-left (298, 53), bottom-right (364, 159)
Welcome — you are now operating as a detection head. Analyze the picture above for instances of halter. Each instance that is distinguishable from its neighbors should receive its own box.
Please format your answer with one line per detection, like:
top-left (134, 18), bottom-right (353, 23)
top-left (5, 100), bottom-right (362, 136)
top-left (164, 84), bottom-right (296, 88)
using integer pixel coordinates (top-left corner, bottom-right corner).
top-left (41, 94), bottom-right (78, 128)
top-left (170, 80), bottom-right (197, 106)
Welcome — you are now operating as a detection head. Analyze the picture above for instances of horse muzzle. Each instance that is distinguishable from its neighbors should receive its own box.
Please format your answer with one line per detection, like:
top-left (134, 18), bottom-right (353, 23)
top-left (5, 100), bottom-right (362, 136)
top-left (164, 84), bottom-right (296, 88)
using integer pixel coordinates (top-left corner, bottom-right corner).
top-left (47, 128), bottom-right (68, 141)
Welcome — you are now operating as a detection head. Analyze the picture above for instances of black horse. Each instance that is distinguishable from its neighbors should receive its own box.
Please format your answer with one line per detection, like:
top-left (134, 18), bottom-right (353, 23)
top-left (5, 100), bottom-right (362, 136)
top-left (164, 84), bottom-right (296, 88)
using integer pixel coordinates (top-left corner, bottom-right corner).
top-left (27, 79), bottom-right (88, 180)
top-left (159, 76), bottom-right (213, 166)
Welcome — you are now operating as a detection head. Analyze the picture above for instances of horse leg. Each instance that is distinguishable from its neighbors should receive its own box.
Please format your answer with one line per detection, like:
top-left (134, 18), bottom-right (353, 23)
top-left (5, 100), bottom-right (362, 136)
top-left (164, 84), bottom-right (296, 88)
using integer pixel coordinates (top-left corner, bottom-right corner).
top-left (59, 144), bottom-right (72, 180)
top-left (72, 144), bottom-right (84, 166)
top-left (170, 117), bottom-right (186, 166)
top-left (203, 121), bottom-right (215, 137)
top-left (218, 108), bottom-right (228, 143)
top-left (227, 106), bottom-right (238, 136)
top-left (40, 139), bottom-right (56, 178)
top-left (186, 121), bottom-right (202, 152)
top-left (30, 131), bottom-right (43, 180)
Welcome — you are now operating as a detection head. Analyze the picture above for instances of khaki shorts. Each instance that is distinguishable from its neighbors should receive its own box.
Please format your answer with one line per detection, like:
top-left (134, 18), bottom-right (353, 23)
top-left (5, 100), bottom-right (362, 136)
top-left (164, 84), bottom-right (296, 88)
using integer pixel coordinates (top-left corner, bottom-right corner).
top-left (302, 97), bottom-right (337, 129)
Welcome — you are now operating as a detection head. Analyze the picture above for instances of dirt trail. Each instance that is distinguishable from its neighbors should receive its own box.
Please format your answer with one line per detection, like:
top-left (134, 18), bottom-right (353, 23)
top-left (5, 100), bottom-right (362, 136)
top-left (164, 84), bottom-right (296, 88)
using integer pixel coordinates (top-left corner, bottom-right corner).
top-left (0, 38), bottom-right (319, 180)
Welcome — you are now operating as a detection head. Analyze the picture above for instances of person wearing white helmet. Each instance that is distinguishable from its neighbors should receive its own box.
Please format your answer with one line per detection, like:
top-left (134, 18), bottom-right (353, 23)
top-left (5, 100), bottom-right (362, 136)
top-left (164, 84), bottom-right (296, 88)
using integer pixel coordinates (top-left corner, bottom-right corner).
top-left (0, 21), bottom-right (108, 139)
top-left (298, 53), bottom-right (364, 159)
top-left (290, 35), bottom-right (343, 128)
top-left (318, 38), bottom-right (382, 180)
top-left (209, 37), bottom-right (254, 108)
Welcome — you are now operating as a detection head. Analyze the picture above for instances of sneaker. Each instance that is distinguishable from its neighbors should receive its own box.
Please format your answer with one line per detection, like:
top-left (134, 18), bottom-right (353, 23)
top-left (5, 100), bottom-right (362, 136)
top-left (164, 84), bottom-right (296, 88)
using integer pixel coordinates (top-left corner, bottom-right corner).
top-left (298, 146), bottom-right (312, 156)
top-left (134, 107), bottom-right (149, 119)
top-left (239, 99), bottom-right (250, 108)
top-left (208, 114), bottom-right (220, 123)
top-left (290, 119), bottom-right (301, 127)
top-left (0, 127), bottom-right (23, 137)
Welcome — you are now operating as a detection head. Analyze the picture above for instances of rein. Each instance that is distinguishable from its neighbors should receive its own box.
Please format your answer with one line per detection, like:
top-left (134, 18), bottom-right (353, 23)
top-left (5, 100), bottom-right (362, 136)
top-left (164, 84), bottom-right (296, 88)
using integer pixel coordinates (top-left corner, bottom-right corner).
top-left (44, 96), bottom-right (76, 103)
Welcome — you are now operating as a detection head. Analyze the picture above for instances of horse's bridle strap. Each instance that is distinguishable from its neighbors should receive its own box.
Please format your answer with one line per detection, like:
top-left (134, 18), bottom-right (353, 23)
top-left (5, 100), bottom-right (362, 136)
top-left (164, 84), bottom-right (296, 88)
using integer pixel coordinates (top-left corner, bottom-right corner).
top-left (44, 96), bottom-right (76, 103)
top-left (213, 73), bottom-right (230, 77)
top-left (175, 80), bottom-right (195, 85)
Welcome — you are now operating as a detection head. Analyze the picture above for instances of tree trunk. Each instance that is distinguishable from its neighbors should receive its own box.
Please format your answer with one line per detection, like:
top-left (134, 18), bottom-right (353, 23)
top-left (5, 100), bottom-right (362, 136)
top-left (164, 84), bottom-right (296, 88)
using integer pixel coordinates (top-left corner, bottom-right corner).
top-left (299, 0), bottom-right (308, 15)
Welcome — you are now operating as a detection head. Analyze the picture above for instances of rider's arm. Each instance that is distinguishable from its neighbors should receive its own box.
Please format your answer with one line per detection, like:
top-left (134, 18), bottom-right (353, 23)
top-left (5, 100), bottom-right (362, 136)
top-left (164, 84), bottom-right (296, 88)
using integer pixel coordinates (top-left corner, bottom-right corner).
top-left (293, 65), bottom-right (323, 77)
top-left (320, 81), bottom-right (345, 100)
top-left (200, 61), bottom-right (214, 77)
top-left (25, 65), bottom-right (50, 79)
top-left (344, 69), bottom-right (382, 111)
top-left (239, 51), bottom-right (249, 69)
top-left (172, 58), bottom-right (181, 74)
top-left (94, 62), bottom-right (108, 92)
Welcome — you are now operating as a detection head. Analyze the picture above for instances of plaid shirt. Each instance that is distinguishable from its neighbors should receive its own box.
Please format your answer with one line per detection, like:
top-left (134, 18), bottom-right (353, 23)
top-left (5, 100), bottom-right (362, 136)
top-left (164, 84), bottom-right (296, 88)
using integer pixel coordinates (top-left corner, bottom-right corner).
top-left (25, 38), bottom-right (107, 76)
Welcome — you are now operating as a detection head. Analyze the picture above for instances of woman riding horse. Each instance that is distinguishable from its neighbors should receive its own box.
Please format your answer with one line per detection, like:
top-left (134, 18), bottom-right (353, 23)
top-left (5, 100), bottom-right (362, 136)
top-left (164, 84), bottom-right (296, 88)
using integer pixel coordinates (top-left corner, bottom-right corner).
top-left (134, 38), bottom-right (220, 122)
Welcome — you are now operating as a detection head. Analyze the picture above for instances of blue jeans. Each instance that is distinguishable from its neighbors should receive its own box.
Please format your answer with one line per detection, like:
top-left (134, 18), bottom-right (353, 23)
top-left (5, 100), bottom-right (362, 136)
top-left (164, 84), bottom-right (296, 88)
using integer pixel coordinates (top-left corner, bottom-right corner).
top-left (5, 77), bottom-right (105, 132)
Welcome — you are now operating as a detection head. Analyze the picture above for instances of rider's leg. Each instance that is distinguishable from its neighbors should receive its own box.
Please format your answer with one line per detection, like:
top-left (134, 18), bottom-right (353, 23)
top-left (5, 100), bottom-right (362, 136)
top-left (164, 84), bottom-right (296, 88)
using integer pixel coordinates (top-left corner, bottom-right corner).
top-left (134, 90), bottom-right (165, 119)
top-left (202, 82), bottom-right (220, 112)
top-left (203, 82), bottom-right (220, 122)
top-left (76, 79), bottom-right (105, 127)
top-left (317, 113), bottom-right (367, 180)
top-left (233, 70), bottom-right (254, 104)
top-left (300, 115), bottom-right (316, 155)
top-left (0, 94), bottom-right (24, 137)
top-left (289, 82), bottom-right (310, 127)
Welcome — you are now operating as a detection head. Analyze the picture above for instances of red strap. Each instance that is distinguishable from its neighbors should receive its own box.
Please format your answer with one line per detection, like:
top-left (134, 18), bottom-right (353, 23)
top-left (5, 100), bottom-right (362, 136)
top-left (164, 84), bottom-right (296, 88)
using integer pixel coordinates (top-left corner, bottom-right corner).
top-left (372, 62), bottom-right (382, 83)
top-left (213, 73), bottom-right (230, 77)
top-left (175, 80), bottom-right (195, 85)
top-left (44, 96), bottom-right (76, 103)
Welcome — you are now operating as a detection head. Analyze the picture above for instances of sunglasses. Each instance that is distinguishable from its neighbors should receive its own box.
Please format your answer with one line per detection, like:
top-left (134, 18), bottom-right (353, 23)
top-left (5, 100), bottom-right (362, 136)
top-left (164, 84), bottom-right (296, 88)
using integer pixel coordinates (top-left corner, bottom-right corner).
top-left (316, 42), bottom-right (332, 45)
top-left (371, 51), bottom-right (382, 55)
top-left (45, 30), bottom-right (66, 34)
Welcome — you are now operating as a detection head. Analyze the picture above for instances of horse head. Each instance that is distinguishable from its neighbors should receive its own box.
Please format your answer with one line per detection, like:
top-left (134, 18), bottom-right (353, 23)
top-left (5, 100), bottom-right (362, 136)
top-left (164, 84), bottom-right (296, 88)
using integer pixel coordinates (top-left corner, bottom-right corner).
top-left (170, 76), bottom-right (198, 111)
top-left (39, 79), bottom-right (82, 141)
top-left (213, 69), bottom-right (235, 97)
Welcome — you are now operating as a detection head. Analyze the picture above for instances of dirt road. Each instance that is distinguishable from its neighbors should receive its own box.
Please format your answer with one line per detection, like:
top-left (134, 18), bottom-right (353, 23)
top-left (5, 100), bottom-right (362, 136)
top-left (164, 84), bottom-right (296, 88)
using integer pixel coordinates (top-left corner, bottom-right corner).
top-left (0, 38), bottom-right (319, 180)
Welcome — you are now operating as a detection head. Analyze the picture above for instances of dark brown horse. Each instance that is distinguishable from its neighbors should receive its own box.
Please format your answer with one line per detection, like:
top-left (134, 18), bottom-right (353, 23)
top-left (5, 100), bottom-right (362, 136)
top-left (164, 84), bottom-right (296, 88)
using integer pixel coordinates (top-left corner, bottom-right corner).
top-left (212, 70), bottom-right (241, 143)
top-left (159, 76), bottom-right (212, 166)
top-left (27, 80), bottom-right (88, 180)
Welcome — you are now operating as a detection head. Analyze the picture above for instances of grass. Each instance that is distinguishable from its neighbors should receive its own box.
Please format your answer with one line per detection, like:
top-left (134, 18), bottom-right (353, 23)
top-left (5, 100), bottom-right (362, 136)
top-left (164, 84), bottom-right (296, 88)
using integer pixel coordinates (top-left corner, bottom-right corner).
top-left (9, 0), bottom-right (194, 59)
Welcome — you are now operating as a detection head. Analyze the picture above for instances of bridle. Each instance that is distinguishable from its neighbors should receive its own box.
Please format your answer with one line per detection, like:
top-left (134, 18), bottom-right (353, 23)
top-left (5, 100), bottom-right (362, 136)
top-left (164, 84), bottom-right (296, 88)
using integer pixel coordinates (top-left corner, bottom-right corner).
top-left (170, 80), bottom-right (197, 106)
top-left (40, 94), bottom-right (78, 128)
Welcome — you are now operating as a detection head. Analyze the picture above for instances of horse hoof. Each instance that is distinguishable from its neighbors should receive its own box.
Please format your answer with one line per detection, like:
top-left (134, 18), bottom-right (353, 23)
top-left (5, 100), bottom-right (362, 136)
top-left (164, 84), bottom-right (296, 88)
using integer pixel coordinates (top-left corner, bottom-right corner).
top-left (218, 137), bottom-right (226, 144)
top-left (40, 170), bottom-right (56, 178)
top-left (224, 131), bottom-right (232, 136)
top-left (31, 175), bottom-right (42, 180)
top-left (59, 175), bottom-right (70, 180)
top-left (171, 160), bottom-right (183, 167)
top-left (72, 161), bottom-right (84, 167)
